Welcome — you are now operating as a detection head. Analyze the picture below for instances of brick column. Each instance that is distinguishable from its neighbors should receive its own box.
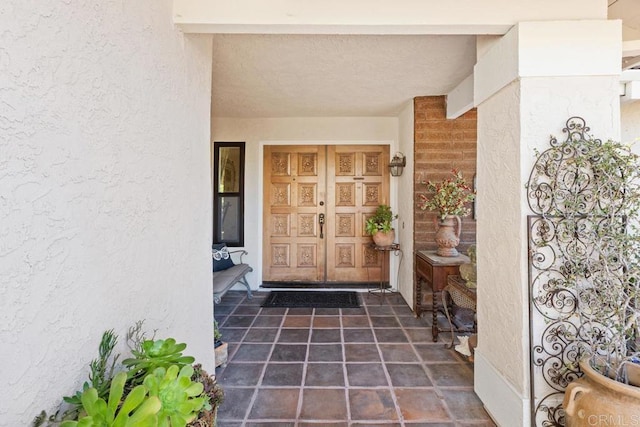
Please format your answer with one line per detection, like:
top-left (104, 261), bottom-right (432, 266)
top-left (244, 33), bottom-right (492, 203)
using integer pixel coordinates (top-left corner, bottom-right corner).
top-left (413, 96), bottom-right (477, 253)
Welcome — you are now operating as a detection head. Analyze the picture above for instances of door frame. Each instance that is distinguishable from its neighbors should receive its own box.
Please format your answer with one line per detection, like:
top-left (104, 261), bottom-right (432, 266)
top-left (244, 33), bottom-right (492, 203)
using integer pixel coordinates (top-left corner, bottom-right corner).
top-left (256, 139), bottom-right (401, 289)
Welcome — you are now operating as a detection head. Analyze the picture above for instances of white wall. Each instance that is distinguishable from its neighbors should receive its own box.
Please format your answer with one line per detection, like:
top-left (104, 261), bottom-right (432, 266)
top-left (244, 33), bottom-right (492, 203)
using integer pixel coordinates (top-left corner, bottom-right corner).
top-left (0, 1), bottom-right (214, 424)
top-left (474, 20), bottom-right (620, 426)
top-left (211, 117), bottom-right (399, 288)
top-left (396, 101), bottom-right (415, 305)
top-left (622, 102), bottom-right (640, 144)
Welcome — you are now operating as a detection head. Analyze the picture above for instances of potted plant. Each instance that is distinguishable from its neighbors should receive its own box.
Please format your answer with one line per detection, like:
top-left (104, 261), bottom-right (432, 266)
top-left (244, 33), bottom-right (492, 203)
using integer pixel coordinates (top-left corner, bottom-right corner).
top-left (525, 118), bottom-right (640, 426)
top-left (418, 169), bottom-right (475, 256)
top-left (214, 320), bottom-right (228, 368)
top-left (33, 323), bottom-right (224, 427)
top-left (365, 204), bottom-right (397, 247)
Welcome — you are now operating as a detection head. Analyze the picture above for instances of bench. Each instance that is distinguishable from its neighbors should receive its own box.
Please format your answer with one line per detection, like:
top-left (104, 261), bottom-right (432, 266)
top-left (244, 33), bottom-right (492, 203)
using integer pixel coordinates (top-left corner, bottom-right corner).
top-left (212, 249), bottom-right (253, 304)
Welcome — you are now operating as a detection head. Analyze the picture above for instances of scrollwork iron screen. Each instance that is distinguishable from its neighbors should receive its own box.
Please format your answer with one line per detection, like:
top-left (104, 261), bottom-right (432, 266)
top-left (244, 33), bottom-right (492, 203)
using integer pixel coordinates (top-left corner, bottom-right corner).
top-left (527, 117), bottom-right (628, 426)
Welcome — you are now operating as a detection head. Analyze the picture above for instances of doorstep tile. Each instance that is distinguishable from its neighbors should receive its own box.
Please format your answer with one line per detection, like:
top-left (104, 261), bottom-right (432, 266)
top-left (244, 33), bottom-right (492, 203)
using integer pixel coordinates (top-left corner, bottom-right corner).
top-left (424, 363), bottom-right (474, 387)
top-left (379, 344), bottom-right (420, 362)
top-left (220, 328), bottom-right (247, 343)
top-left (385, 364), bottom-right (432, 387)
top-left (394, 388), bottom-right (450, 422)
top-left (278, 328), bottom-right (310, 343)
top-left (405, 328), bottom-right (434, 343)
top-left (374, 328), bottom-right (409, 343)
top-left (414, 344), bottom-right (463, 363)
top-left (252, 315), bottom-right (284, 327)
top-left (283, 315), bottom-right (312, 328)
top-left (248, 388), bottom-right (300, 419)
top-left (261, 363), bottom-right (304, 386)
top-left (344, 344), bottom-right (381, 362)
top-left (343, 328), bottom-right (375, 343)
top-left (348, 389), bottom-right (399, 421)
top-left (366, 305), bottom-right (396, 315)
top-left (342, 316), bottom-right (371, 328)
top-left (216, 387), bottom-right (255, 421)
top-left (300, 388), bottom-right (348, 420)
top-left (223, 315), bottom-right (255, 328)
top-left (308, 344), bottom-right (343, 362)
top-left (311, 329), bottom-right (342, 343)
top-left (370, 316), bottom-right (401, 328)
top-left (270, 344), bottom-right (308, 362)
top-left (218, 362), bottom-right (264, 386)
top-left (304, 363), bottom-right (345, 387)
top-left (396, 316), bottom-right (430, 327)
top-left (288, 307), bottom-right (314, 315)
top-left (313, 316), bottom-right (341, 328)
top-left (346, 363), bottom-right (389, 387)
top-left (244, 328), bottom-right (279, 343)
top-left (441, 389), bottom-right (494, 421)
top-left (314, 308), bottom-right (340, 315)
top-left (231, 344), bottom-right (273, 362)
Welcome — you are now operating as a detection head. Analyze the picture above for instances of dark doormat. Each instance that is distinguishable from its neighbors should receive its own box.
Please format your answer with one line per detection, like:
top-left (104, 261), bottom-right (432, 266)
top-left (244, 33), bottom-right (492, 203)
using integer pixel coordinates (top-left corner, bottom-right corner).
top-left (261, 291), bottom-right (360, 308)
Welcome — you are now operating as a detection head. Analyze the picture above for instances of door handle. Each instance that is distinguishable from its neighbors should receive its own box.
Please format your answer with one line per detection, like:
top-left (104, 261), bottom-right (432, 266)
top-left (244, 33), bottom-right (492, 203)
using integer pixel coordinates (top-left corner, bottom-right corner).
top-left (319, 213), bottom-right (325, 239)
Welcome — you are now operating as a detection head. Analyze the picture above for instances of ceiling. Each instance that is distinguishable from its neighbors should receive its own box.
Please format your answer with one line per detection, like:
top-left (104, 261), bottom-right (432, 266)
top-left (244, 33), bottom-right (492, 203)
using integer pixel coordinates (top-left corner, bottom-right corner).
top-left (211, 2), bottom-right (639, 118)
top-left (211, 34), bottom-right (476, 118)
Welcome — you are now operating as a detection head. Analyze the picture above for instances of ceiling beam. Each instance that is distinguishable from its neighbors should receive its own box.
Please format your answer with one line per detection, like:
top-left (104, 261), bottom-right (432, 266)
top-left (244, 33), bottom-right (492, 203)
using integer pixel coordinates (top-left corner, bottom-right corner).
top-left (174, 0), bottom-right (606, 34)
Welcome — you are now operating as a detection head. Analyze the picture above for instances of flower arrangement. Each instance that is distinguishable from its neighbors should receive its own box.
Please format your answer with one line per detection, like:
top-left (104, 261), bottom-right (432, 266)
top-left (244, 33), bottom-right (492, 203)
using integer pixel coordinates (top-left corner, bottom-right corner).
top-left (419, 170), bottom-right (475, 221)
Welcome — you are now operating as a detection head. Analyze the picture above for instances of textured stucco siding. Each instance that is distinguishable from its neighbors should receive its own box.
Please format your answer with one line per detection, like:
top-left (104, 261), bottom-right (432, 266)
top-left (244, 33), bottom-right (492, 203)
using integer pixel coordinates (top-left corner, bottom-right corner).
top-left (476, 79), bottom-right (524, 392)
top-left (622, 101), bottom-right (640, 144)
top-left (0, 0), bottom-right (213, 424)
top-left (476, 76), bottom-right (620, 425)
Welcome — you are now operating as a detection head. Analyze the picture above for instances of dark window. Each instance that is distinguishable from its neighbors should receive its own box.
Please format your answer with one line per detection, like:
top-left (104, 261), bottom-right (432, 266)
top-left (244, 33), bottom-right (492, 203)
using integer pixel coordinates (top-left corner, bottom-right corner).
top-left (213, 142), bottom-right (245, 246)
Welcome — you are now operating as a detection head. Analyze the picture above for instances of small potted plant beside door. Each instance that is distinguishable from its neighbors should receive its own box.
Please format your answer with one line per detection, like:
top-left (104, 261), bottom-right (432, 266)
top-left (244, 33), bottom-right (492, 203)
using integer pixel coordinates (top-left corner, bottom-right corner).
top-left (214, 320), bottom-right (228, 368)
top-left (365, 204), bottom-right (398, 247)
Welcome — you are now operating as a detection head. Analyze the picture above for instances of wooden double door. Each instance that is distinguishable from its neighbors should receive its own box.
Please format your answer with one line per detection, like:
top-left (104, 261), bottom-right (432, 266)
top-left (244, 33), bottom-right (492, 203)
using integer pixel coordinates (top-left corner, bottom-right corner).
top-left (263, 145), bottom-right (390, 284)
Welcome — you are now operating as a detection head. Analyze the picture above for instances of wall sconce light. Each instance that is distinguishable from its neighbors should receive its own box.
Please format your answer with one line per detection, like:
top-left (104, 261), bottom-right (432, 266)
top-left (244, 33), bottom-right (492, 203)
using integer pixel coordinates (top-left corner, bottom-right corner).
top-left (388, 152), bottom-right (406, 177)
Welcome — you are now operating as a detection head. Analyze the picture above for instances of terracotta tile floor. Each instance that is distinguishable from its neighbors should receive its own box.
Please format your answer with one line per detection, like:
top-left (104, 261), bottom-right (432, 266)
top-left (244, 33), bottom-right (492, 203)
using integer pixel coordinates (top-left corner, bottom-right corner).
top-left (214, 291), bottom-right (495, 427)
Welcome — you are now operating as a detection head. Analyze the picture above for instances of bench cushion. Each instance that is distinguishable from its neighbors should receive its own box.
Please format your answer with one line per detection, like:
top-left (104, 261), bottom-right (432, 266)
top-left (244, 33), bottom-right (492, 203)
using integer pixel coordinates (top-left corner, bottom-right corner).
top-left (212, 263), bottom-right (252, 293)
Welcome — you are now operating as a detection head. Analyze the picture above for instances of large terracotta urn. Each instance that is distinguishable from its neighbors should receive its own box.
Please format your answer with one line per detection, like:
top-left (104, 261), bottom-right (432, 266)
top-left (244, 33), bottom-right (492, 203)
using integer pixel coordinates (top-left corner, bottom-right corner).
top-left (563, 360), bottom-right (640, 427)
top-left (434, 215), bottom-right (461, 257)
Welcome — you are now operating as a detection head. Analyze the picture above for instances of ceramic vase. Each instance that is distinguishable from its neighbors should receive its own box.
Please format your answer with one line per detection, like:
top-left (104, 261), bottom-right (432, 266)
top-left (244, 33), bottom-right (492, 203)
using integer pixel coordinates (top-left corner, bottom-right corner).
top-left (563, 360), bottom-right (640, 426)
top-left (434, 215), bottom-right (461, 257)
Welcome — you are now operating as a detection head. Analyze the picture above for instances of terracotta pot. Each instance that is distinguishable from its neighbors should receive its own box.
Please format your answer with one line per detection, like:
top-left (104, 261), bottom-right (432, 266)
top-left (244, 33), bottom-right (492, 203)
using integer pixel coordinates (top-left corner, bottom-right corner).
top-left (214, 341), bottom-right (228, 368)
top-left (372, 229), bottom-right (395, 247)
top-left (434, 215), bottom-right (461, 257)
top-left (563, 360), bottom-right (640, 427)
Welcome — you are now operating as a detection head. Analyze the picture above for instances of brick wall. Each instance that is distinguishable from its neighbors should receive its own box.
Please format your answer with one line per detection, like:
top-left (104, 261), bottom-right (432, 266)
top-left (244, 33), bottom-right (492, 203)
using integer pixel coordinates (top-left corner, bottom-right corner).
top-left (414, 96), bottom-right (477, 253)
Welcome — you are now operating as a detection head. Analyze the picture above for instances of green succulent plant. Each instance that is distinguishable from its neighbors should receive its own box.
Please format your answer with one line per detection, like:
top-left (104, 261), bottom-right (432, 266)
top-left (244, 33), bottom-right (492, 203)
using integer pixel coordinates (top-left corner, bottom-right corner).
top-left (60, 372), bottom-right (160, 427)
top-left (64, 330), bottom-right (119, 410)
top-left (143, 365), bottom-right (210, 427)
top-left (123, 338), bottom-right (195, 385)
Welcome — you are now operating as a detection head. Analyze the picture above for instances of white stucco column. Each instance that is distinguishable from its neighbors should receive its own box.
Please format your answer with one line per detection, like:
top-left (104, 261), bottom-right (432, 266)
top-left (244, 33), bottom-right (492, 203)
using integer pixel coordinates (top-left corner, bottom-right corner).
top-left (473, 21), bottom-right (621, 426)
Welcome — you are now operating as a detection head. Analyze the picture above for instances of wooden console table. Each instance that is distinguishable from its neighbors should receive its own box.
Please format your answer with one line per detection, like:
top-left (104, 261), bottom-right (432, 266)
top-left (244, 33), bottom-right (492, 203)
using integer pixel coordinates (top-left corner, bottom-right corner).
top-left (414, 250), bottom-right (470, 341)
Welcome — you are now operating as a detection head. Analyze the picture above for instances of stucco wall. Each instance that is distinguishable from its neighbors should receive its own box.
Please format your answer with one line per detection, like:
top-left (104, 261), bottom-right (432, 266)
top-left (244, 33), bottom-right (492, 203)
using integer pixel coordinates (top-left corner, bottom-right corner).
top-left (0, 1), bottom-right (213, 424)
top-left (622, 101), bottom-right (640, 144)
top-left (476, 79), bottom-right (524, 400)
top-left (397, 101), bottom-right (415, 306)
top-left (211, 117), bottom-right (399, 288)
top-left (476, 75), bottom-right (620, 426)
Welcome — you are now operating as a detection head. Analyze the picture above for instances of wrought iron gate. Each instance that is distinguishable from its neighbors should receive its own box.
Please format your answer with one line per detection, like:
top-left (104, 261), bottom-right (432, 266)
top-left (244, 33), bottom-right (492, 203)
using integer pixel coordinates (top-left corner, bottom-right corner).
top-left (527, 117), bottom-right (628, 426)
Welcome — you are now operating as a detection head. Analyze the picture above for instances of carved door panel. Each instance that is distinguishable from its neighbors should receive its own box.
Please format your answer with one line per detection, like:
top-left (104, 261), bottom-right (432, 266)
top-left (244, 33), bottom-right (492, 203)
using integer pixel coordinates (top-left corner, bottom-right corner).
top-left (263, 146), bottom-right (326, 282)
top-left (263, 145), bottom-right (389, 284)
top-left (326, 145), bottom-right (389, 283)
